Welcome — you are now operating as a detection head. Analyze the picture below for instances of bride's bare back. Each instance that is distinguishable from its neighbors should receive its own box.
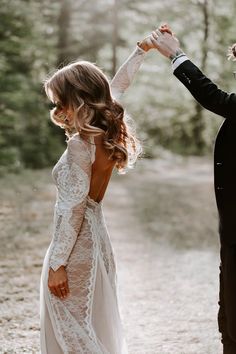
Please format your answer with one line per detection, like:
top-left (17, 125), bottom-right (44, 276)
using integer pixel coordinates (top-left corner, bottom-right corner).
top-left (89, 135), bottom-right (116, 204)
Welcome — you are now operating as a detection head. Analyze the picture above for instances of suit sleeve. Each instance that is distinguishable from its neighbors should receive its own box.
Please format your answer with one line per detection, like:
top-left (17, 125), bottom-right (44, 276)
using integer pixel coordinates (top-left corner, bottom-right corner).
top-left (174, 59), bottom-right (236, 119)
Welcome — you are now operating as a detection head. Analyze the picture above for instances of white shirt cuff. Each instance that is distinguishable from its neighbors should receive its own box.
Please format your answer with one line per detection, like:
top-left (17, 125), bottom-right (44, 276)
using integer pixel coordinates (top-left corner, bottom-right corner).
top-left (172, 55), bottom-right (189, 71)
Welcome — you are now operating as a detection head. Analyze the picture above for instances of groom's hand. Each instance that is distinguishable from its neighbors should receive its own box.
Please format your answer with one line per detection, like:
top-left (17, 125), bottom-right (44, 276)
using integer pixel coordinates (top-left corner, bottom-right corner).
top-left (151, 25), bottom-right (181, 59)
top-left (159, 24), bottom-right (173, 35)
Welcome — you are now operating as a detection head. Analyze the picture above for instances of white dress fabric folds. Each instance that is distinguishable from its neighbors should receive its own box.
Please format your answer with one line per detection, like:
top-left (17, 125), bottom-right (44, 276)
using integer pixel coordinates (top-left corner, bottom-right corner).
top-left (40, 46), bottom-right (146, 354)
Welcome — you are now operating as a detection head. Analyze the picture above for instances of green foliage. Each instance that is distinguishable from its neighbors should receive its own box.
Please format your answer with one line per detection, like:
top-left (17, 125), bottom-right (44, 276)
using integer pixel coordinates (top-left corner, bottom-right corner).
top-left (0, 0), bottom-right (235, 174)
top-left (0, 0), bottom-right (63, 174)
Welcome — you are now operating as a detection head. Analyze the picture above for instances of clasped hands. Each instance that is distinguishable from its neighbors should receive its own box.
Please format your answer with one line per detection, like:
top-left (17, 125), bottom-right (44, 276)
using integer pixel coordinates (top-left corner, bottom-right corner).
top-left (139, 24), bottom-right (181, 59)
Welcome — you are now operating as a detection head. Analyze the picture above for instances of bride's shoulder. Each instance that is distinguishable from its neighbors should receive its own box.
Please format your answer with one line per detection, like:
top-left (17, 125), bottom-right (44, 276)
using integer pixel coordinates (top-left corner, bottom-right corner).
top-left (67, 133), bottom-right (95, 162)
top-left (67, 133), bottom-right (87, 148)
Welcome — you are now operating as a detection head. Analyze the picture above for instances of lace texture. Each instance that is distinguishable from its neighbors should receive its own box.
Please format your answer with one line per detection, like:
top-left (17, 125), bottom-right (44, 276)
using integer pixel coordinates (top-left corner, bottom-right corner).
top-left (49, 135), bottom-right (92, 271)
top-left (40, 46), bottom-right (146, 354)
top-left (48, 206), bottom-right (109, 354)
top-left (110, 46), bottom-right (146, 100)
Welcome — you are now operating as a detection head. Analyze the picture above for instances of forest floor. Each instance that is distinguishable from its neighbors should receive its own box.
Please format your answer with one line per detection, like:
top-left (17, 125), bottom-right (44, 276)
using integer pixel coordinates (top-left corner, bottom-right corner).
top-left (0, 156), bottom-right (222, 354)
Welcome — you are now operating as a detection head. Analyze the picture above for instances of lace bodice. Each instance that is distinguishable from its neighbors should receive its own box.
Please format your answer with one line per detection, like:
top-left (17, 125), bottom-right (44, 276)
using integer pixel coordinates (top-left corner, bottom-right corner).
top-left (48, 46), bottom-right (146, 272)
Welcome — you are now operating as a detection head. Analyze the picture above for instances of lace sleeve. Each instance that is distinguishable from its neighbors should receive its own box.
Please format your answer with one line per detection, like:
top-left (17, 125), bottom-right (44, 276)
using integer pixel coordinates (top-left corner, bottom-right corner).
top-left (110, 45), bottom-right (146, 100)
top-left (49, 136), bottom-right (92, 271)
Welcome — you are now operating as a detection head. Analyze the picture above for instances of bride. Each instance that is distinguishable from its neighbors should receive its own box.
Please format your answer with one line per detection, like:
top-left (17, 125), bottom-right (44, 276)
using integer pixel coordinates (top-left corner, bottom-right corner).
top-left (40, 35), bottom-right (154, 354)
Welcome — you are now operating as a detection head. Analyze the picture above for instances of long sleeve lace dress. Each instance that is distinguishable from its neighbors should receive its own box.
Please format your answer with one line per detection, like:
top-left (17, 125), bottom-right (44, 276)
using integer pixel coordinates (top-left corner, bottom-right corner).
top-left (40, 46), bottom-right (145, 354)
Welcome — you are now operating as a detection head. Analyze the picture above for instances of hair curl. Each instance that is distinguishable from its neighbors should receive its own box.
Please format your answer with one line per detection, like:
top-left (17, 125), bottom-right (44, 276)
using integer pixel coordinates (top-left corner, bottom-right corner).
top-left (44, 61), bottom-right (141, 173)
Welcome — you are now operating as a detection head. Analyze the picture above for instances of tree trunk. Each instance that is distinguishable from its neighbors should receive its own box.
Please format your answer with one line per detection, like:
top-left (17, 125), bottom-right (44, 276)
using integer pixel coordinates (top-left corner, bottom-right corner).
top-left (190, 0), bottom-right (209, 154)
top-left (111, 0), bottom-right (118, 76)
top-left (57, 0), bottom-right (71, 67)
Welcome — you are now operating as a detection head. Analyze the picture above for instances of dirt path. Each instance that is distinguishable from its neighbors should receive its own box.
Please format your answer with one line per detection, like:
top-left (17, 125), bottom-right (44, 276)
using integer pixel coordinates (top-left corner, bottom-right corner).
top-left (0, 157), bottom-right (222, 354)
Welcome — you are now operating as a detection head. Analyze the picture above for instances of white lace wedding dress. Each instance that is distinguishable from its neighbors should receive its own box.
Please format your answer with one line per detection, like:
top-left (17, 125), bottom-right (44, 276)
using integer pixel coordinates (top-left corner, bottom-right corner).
top-left (40, 46), bottom-right (145, 354)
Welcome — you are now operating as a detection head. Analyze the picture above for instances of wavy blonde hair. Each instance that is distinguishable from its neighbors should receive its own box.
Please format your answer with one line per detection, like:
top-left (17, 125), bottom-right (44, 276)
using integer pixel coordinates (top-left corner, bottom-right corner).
top-left (44, 60), bottom-right (142, 172)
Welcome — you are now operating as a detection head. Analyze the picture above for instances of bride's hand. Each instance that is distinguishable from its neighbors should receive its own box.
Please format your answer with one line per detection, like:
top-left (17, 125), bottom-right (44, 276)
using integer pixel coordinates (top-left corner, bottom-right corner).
top-left (137, 34), bottom-right (156, 52)
top-left (48, 266), bottom-right (70, 299)
top-left (159, 23), bottom-right (173, 35)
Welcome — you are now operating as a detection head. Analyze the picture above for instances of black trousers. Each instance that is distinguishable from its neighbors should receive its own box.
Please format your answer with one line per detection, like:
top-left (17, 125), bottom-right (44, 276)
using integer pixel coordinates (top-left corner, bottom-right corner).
top-left (218, 245), bottom-right (236, 354)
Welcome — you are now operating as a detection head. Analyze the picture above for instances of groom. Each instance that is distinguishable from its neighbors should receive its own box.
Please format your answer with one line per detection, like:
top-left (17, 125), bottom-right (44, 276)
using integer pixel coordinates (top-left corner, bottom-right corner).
top-left (150, 26), bottom-right (236, 353)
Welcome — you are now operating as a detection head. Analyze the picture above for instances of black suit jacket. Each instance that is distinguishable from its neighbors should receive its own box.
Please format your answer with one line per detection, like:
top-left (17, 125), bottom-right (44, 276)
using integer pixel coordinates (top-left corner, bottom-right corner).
top-left (174, 60), bottom-right (236, 245)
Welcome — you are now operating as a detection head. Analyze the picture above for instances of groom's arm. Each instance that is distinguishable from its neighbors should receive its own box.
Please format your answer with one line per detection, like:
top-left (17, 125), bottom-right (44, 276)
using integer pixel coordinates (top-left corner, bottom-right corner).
top-left (150, 28), bottom-right (236, 119)
top-left (173, 55), bottom-right (236, 119)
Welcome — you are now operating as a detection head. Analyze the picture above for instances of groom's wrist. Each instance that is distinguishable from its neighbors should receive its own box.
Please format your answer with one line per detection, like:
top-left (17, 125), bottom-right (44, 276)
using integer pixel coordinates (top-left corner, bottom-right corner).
top-left (172, 53), bottom-right (189, 71)
top-left (169, 49), bottom-right (185, 62)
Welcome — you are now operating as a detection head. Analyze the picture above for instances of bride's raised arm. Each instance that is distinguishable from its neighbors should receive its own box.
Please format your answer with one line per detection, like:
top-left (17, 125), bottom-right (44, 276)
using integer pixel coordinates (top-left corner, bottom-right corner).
top-left (110, 35), bottom-right (154, 100)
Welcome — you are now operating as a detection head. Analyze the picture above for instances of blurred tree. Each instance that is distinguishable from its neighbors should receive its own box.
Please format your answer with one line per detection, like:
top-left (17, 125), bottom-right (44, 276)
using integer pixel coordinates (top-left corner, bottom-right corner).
top-left (112, 0), bottom-right (119, 76)
top-left (0, 0), bottom-right (62, 173)
top-left (189, 0), bottom-right (210, 155)
top-left (1, 0), bottom-right (236, 173)
top-left (57, 0), bottom-right (72, 66)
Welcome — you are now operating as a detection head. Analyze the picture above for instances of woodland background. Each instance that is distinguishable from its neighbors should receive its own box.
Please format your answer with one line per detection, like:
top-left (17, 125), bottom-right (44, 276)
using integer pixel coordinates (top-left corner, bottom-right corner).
top-left (1, 1), bottom-right (234, 352)
top-left (1, 0), bottom-right (236, 174)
